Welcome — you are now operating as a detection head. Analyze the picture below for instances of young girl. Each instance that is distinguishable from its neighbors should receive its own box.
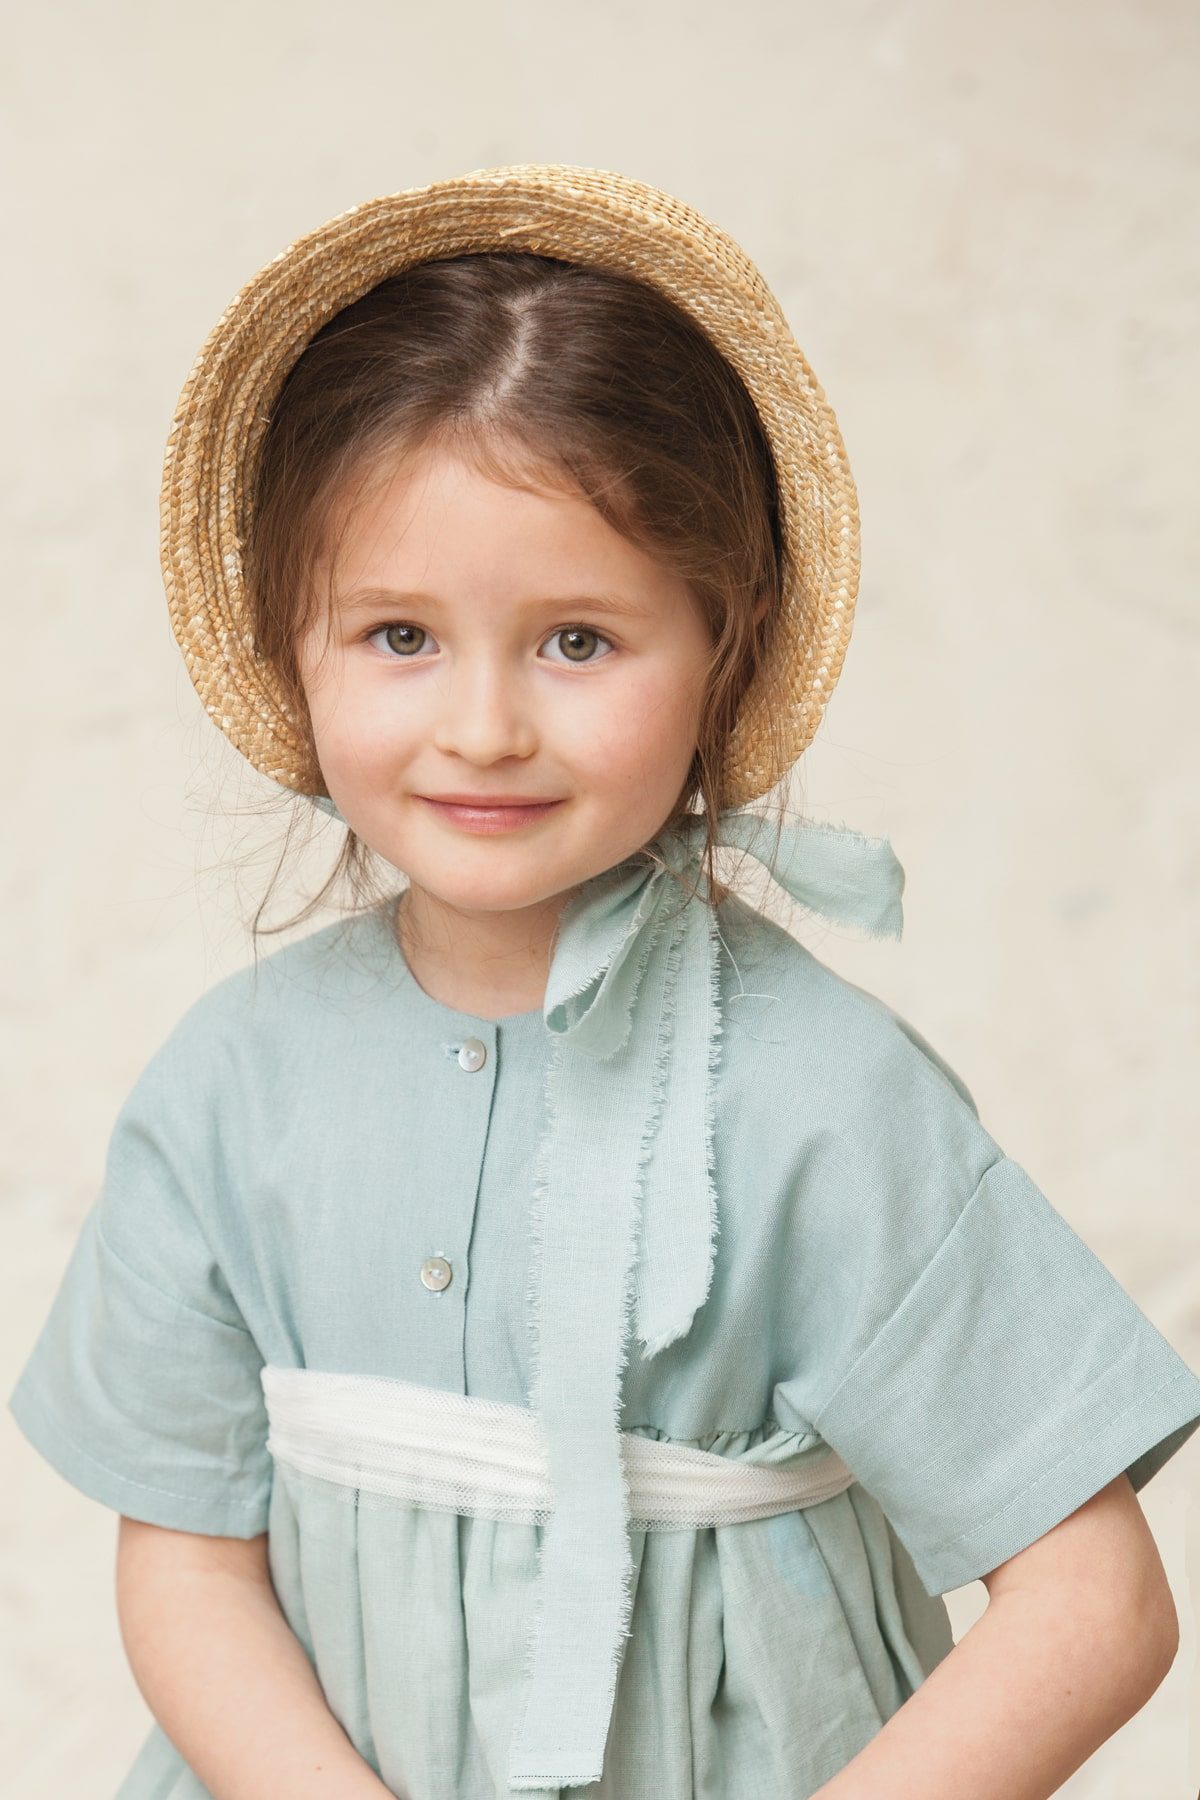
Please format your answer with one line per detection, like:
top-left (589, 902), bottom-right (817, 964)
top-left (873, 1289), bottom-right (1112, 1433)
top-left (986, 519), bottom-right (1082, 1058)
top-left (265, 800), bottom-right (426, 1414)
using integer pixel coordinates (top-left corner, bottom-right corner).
top-left (9, 165), bottom-right (1200, 1800)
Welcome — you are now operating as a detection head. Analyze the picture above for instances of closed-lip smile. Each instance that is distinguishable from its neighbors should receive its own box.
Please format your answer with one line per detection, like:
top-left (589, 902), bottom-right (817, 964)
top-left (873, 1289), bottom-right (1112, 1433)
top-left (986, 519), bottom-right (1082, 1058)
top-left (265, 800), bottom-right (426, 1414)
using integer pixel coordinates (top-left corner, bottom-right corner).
top-left (422, 794), bottom-right (561, 806)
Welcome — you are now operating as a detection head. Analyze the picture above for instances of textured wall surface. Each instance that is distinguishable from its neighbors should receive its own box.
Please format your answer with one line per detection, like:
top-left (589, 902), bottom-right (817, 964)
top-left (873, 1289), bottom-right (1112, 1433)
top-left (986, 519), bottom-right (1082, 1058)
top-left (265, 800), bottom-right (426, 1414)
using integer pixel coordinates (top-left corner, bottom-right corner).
top-left (3, 1), bottom-right (1197, 1792)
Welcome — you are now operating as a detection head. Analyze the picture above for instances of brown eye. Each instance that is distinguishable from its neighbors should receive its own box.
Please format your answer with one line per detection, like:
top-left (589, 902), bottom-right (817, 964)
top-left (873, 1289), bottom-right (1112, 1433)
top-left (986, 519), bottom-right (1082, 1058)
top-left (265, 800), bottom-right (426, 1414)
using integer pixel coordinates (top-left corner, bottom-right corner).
top-left (378, 624), bottom-right (428, 657)
top-left (546, 627), bottom-right (613, 665)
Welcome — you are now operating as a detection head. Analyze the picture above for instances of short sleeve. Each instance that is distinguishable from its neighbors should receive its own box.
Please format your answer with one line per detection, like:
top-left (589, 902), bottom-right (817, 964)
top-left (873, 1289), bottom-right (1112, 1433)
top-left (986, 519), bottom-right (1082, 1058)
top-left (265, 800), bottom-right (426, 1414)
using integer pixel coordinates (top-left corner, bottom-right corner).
top-left (7, 1012), bottom-right (272, 1537)
top-left (812, 1149), bottom-right (1200, 1596)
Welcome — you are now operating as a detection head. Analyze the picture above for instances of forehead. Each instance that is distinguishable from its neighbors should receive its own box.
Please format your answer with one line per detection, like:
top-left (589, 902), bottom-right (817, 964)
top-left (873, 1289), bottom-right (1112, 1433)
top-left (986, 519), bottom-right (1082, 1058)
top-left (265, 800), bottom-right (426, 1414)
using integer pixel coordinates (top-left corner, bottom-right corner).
top-left (321, 439), bottom-right (684, 610)
top-left (325, 433), bottom-right (583, 541)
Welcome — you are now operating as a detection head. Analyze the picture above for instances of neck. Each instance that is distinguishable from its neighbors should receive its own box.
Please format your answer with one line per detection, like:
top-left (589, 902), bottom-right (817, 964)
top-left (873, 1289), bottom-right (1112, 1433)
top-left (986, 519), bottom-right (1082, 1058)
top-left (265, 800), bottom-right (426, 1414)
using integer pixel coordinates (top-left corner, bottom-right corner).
top-left (393, 883), bottom-right (583, 1020)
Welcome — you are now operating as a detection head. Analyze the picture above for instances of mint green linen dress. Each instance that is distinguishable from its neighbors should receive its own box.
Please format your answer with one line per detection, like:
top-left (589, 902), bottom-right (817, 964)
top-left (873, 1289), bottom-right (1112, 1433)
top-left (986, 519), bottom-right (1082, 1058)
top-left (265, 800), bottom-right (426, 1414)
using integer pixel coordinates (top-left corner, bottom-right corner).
top-left (9, 813), bottom-right (1200, 1800)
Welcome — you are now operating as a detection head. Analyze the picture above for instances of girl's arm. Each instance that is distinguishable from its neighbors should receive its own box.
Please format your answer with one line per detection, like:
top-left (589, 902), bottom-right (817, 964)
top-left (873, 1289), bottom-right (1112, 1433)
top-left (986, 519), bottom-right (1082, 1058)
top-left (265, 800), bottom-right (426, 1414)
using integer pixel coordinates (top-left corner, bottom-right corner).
top-left (116, 1517), bottom-right (395, 1800)
top-left (812, 1474), bottom-right (1179, 1800)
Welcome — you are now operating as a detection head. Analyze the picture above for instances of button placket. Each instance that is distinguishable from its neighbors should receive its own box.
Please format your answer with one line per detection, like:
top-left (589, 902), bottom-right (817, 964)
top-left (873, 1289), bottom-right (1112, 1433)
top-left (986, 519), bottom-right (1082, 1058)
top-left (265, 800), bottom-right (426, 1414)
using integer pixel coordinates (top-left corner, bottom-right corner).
top-left (419, 1033), bottom-right (492, 1317)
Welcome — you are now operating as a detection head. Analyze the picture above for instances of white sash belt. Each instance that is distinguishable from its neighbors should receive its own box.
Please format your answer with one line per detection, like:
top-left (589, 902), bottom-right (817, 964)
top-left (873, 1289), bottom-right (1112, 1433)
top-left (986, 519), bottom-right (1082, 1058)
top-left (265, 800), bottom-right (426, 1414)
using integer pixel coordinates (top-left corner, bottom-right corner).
top-left (261, 1364), bottom-right (856, 1530)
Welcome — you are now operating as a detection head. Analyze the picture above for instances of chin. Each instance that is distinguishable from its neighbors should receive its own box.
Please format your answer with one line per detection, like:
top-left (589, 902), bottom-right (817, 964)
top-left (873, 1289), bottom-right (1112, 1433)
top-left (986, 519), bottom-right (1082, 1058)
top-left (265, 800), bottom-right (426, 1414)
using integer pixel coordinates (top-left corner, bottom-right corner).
top-left (411, 867), bottom-right (571, 911)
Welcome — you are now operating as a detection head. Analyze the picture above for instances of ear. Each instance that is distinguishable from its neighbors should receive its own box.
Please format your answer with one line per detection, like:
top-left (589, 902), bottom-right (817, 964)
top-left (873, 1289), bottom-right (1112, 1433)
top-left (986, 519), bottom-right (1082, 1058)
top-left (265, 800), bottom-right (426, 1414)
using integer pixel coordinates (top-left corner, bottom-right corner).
top-left (752, 592), bottom-right (770, 625)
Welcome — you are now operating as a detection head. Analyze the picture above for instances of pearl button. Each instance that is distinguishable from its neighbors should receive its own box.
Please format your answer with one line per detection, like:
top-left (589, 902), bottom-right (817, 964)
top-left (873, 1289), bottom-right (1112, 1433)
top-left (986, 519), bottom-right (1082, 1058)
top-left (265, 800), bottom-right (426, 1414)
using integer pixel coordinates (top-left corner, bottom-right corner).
top-left (420, 1255), bottom-right (453, 1292)
top-left (457, 1038), bottom-right (487, 1072)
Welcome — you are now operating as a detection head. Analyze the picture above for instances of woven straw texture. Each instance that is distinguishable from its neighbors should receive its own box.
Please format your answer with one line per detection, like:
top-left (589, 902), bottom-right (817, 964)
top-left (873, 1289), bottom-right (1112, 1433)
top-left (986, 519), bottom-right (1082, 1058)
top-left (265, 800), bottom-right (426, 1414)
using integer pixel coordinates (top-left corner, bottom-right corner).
top-left (159, 163), bottom-right (861, 810)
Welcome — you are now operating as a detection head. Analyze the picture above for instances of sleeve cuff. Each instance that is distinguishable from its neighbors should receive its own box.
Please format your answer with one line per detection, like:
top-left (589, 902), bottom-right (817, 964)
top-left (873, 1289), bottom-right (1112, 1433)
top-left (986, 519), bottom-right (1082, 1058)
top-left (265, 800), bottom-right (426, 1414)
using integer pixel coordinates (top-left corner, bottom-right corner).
top-left (910, 1365), bottom-right (1200, 1595)
top-left (8, 1374), bottom-right (271, 1539)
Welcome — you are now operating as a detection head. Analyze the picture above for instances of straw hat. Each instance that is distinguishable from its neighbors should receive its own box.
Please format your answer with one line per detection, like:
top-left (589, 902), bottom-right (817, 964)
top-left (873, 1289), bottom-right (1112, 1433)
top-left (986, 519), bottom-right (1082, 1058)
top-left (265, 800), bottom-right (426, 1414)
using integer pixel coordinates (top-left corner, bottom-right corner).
top-left (159, 163), bottom-right (860, 812)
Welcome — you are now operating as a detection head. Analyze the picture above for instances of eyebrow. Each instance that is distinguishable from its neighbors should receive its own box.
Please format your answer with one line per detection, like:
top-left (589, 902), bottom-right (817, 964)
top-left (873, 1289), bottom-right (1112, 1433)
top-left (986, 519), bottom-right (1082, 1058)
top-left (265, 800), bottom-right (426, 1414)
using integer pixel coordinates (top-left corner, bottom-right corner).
top-left (335, 586), bottom-right (652, 620)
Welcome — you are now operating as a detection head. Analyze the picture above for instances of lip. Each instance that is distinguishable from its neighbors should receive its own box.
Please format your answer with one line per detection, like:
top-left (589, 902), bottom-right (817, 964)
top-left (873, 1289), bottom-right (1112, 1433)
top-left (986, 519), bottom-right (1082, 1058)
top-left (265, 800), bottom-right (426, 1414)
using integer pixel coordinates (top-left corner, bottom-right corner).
top-left (423, 794), bottom-right (562, 807)
top-left (419, 795), bottom-right (564, 835)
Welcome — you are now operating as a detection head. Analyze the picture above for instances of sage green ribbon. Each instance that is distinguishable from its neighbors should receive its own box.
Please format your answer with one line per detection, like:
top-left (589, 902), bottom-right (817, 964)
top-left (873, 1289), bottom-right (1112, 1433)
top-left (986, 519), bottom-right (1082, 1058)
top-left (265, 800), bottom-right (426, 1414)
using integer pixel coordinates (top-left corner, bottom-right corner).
top-left (309, 795), bottom-right (905, 1791)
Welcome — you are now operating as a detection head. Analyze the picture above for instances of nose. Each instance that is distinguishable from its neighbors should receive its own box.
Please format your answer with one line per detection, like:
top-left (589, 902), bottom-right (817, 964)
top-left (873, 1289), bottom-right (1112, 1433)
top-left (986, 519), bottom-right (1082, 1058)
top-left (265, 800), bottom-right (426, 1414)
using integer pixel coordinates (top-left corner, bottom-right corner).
top-left (429, 655), bottom-right (538, 764)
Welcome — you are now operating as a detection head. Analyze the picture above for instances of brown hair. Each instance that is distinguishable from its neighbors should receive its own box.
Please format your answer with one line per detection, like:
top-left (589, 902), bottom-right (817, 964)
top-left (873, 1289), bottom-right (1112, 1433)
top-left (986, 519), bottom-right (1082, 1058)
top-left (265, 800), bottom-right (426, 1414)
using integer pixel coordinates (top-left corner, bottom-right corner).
top-left (242, 251), bottom-right (796, 946)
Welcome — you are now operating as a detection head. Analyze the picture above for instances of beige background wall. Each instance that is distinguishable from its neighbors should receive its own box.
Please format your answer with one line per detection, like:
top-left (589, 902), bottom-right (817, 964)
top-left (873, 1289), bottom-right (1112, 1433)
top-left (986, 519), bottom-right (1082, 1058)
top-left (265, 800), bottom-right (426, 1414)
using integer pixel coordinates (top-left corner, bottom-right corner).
top-left (3, 1), bottom-right (1197, 1793)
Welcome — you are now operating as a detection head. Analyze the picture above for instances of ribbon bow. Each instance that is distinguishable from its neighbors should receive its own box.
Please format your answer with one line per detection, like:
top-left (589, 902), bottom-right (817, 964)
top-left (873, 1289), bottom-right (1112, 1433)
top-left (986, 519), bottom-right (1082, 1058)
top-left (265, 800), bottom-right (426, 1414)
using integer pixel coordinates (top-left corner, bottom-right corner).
top-left (310, 794), bottom-right (904, 1790)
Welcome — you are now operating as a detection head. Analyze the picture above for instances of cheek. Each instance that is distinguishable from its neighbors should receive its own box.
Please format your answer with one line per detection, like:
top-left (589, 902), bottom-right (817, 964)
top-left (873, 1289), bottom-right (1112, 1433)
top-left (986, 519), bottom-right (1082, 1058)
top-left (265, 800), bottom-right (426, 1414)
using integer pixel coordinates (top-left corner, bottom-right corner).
top-left (296, 636), bottom-right (341, 732)
top-left (301, 655), bottom-right (407, 777)
top-left (581, 664), bottom-right (704, 773)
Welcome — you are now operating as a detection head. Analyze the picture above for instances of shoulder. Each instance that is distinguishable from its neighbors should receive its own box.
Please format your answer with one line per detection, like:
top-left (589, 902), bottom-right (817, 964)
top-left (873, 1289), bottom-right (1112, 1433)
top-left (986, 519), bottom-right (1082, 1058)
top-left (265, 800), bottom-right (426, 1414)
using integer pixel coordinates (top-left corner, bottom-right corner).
top-left (715, 890), bottom-right (981, 1122)
top-left (98, 905), bottom-right (403, 1262)
top-left (712, 897), bottom-right (1010, 1395)
top-left (711, 891), bottom-right (1006, 1243)
top-left (117, 903), bottom-right (399, 1121)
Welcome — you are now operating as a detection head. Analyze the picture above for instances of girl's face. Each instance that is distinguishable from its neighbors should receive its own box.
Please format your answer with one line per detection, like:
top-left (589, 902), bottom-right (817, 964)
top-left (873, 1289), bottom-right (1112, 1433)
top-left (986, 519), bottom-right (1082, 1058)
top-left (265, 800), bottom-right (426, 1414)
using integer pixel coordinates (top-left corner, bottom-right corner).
top-left (297, 439), bottom-right (713, 931)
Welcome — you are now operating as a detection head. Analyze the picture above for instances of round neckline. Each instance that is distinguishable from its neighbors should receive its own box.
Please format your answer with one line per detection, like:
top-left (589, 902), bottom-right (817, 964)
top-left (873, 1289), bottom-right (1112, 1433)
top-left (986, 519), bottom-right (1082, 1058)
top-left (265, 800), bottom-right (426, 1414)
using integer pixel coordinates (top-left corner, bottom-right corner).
top-left (367, 893), bottom-right (548, 1033)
